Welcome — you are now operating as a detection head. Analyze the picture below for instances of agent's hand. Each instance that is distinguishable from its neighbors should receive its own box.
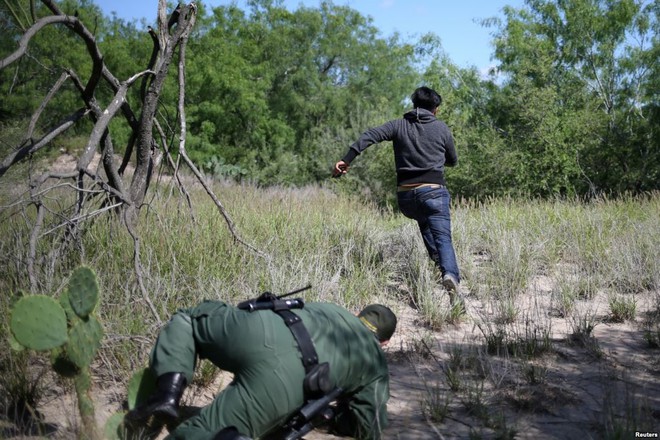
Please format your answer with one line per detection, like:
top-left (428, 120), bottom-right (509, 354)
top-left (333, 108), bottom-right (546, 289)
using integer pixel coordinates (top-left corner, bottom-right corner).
top-left (333, 161), bottom-right (349, 177)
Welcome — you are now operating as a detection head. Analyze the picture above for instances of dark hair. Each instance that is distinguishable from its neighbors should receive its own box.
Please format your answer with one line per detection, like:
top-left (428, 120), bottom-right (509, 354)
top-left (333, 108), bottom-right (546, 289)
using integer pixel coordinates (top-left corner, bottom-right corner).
top-left (411, 86), bottom-right (442, 111)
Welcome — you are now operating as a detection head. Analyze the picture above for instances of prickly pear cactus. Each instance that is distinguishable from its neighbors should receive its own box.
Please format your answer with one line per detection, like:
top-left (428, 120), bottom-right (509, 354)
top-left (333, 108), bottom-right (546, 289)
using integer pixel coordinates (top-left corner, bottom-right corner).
top-left (8, 266), bottom-right (105, 440)
top-left (67, 266), bottom-right (99, 318)
top-left (59, 290), bottom-right (77, 323)
top-left (10, 295), bottom-right (68, 351)
top-left (67, 316), bottom-right (103, 369)
top-left (63, 266), bottom-right (103, 440)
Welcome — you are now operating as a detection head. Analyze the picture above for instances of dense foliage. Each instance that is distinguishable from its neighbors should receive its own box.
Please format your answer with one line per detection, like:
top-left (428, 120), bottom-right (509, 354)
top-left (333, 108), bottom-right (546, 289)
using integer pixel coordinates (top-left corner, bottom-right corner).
top-left (1, 0), bottom-right (658, 201)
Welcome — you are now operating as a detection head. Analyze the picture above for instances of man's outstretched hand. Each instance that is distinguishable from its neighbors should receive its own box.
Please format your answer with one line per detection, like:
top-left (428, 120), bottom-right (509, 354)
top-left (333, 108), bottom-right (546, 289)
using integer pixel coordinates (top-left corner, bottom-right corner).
top-left (332, 161), bottom-right (349, 178)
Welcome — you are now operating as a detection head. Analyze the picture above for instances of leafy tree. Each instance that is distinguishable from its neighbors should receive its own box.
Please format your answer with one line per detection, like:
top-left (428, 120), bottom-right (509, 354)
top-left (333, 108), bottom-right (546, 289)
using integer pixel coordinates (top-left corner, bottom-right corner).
top-left (184, 0), bottom-right (419, 185)
top-left (3, 0), bottom-right (656, 208)
top-left (491, 0), bottom-right (659, 196)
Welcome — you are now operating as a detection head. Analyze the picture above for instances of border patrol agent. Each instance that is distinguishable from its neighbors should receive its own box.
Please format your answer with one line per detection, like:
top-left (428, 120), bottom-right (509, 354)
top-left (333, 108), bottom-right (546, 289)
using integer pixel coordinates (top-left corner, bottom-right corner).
top-left (126, 298), bottom-right (397, 440)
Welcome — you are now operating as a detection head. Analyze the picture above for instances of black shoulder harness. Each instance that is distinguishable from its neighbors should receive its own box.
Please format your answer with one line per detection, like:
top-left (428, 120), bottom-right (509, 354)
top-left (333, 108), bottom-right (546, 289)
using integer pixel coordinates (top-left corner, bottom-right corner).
top-left (237, 287), bottom-right (318, 372)
top-left (238, 287), bottom-right (343, 437)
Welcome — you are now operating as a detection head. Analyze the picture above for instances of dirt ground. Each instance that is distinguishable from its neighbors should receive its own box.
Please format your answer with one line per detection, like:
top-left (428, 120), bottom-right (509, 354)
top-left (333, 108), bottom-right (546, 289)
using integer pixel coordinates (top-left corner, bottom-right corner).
top-left (11, 277), bottom-right (657, 440)
top-left (4, 155), bottom-right (659, 438)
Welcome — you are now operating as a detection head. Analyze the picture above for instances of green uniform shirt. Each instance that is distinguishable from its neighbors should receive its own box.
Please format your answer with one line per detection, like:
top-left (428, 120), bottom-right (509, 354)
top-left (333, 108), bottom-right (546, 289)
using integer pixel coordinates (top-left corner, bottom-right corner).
top-left (150, 300), bottom-right (390, 439)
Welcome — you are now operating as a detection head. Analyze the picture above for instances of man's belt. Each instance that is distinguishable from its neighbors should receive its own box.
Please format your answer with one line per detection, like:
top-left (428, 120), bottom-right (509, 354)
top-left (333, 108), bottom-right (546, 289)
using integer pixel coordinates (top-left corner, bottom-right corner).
top-left (397, 183), bottom-right (445, 192)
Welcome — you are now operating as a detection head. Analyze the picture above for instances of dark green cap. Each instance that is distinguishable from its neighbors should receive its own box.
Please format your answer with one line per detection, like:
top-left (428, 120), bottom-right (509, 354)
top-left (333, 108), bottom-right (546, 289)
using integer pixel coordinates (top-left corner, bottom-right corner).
top-left (358, 304), bottom-right (397, 342)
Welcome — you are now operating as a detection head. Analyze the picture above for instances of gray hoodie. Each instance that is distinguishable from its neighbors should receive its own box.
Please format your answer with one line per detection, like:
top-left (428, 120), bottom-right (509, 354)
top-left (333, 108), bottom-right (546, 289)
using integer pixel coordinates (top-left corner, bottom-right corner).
top-left (341, 108), bottom-right (457, 186)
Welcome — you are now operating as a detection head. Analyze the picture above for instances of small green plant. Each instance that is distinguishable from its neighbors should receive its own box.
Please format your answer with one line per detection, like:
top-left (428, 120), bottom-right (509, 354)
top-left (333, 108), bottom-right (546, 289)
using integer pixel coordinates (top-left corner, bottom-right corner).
top-left (493, 296), bottom-right (519, 325)
top-left (568, 310), bottom-right (602, 358)
top-left (488, 410), bottom-right (518, 439)
top-left (522, 362), bottom-right (547, 385)
top-left (446, 300), bottom-right (468, 324)
top-left (642, 314), bottom-right (660, 348)
top-left (9, 266), bottom-right (107, 440)
top-left (608, 294), bottom-right (637, 322)
top-left (443, 365), bottom-right (462, 392)
top-left (641, 298), bottom-right (660, 348)
top-left (194, 359), bottom-right (219, 388)
top-left (575, 275), bottom-right (598, 300)
top-left (461, 379), bottom-right (489, 422)
top-left (477, 320), bottom-right (552, 359)
top-left (407, 332), bottom-right (436, 360)
top-left (0, 348), bottom-right (46, 433)
top-left (516, 318), bottom-right (553, 358)
top-left (447, 345), bottom-right (466, 371)
top-left (421, 380), bottom-right (452, 423)
top-left (553, 285), bottom-right (577, 317)
top-left (479, 324), bottom-right (508, 356)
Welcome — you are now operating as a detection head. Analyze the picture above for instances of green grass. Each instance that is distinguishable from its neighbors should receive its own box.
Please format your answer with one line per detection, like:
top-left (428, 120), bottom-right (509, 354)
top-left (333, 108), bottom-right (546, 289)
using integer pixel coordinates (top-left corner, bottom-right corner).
top-left (1, 178), bottom-right (659, 437)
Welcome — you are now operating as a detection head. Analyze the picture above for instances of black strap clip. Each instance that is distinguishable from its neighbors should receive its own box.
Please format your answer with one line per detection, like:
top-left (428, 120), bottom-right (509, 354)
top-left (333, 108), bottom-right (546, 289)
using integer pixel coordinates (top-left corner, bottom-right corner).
top-left (237, 286), bottom-right (310, 312)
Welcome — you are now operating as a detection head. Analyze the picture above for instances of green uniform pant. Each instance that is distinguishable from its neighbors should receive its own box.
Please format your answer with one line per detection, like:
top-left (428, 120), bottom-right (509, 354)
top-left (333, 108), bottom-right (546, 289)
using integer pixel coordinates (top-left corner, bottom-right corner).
top-left (149, 301), bottom-right (306, 439)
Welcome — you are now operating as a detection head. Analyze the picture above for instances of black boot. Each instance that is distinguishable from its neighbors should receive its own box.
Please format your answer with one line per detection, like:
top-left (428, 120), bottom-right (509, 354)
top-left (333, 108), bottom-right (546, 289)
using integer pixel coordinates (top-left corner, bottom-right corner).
top-left (125, 372), bottom-right (187, 424)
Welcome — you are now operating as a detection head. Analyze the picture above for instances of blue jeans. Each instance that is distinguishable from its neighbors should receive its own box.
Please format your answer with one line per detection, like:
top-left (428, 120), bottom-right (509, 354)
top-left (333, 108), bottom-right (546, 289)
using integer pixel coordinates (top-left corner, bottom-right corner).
top-left (397, 186), bottom-right (460, 282)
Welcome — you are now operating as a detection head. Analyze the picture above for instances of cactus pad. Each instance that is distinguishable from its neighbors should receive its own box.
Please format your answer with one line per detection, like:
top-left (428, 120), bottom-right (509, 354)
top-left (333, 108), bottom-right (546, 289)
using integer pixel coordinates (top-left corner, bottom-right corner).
top-left (10, 295), bottom-right (68, 351)
top-left (67, 266), bottom-right (99, 318)
top-left (103, 412), bottom-right (125, 440)
top-left (59, 290), bottom-right (78, 323)
top-left (127, 368), bottom-right (157, 410)
top-left (8, 331), bottom-right (25, 352)
top-left (67, 316), bottom-right (103, 369)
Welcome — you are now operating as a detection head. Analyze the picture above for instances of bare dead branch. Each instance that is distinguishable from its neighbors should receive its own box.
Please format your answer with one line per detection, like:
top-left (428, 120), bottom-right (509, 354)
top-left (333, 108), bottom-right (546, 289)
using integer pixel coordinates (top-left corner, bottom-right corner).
top-left (28, 202), bottom-right (45, 292)
top-left (119, 133), bottom-right (137, 177)
top-left (2, 0), bottom-right (28, 33)
top-left (167, 4), bottom-right (181, 31)
top-left (173, 9), bottom-right (268, 260)
top-left (0, 15), bottom-right (78, 69)
top-left (1, 11), bottom-right (103, 104)
top-left (146, 26), bottom-right (160, 83)
top-left (100, 131), bottom-right (125, 197)
top-left (30, 179), bottom-right (79, 202)
top-left (117, 26), bottom-right (160, 175)
top-left (0, 108), bottom-right (89, 178)
top-left (41, 0), bottom-right (142, 133)
top-left (78, 71), bottom-right (153, 174)
top-left (29, 0), bottom-right (36, 22)
top-left (9, 182), bottom-right (77, 208)
top-left (39, 202), bottom-right (123, 238)
top-left (152, 118), bottom-right (195, 219)
top-left (2, 1), bottom-right (269, 305)
top-left (26, 71), bottom-right (70, 142)
top-left (157, 0), bottom-right (169, 43)
top-left (1, 8), bottom-right (123, 186)
top-left (64, 69), bottom-right (128, 194)
top-left (123, 209), bottom-right (162, 325)
top-left (126, 2), bottom-right (199, 225)
top-left (21, 0), bottom-right (138, 134)
top-left (40, 0), bottom-right (62, 15)
top-left (79, 169), bottom-right (132, 205)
